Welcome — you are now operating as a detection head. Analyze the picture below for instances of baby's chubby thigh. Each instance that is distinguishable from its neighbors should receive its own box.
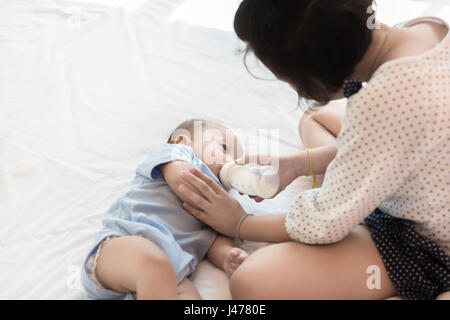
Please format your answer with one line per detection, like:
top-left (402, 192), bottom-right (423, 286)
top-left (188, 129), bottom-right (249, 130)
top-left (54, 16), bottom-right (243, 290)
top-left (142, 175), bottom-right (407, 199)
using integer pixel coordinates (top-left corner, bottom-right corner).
top-left (92, 216), bottom-right (197, 299)
top-left (94, 235), bottom-right (180, 299)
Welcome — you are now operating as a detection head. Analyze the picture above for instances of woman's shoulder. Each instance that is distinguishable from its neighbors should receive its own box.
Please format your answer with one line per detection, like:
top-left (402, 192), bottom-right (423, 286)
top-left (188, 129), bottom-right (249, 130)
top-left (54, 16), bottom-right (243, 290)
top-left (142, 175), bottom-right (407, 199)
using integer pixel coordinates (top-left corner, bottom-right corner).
top-left (343, 54), bottom-right (449, 144)
top-left (351, 45), bottom-right (446, 110)
top-left (371, 16), bottom-right (450, 80)
top-left (343, 62), bottom-right (428, 135)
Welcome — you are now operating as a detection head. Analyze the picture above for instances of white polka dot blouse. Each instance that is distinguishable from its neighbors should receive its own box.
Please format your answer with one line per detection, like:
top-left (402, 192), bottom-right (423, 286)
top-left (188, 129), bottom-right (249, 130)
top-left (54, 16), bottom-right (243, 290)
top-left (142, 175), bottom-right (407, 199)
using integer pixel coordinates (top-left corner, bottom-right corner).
top-left (285, 16), bottom-right (450, 255)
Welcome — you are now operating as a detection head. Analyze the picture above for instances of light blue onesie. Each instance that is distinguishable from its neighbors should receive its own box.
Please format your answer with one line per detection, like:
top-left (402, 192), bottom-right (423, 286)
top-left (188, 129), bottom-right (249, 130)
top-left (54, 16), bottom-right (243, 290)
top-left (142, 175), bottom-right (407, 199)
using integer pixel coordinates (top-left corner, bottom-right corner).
top-left (81, 143), bottom-right (221, 299)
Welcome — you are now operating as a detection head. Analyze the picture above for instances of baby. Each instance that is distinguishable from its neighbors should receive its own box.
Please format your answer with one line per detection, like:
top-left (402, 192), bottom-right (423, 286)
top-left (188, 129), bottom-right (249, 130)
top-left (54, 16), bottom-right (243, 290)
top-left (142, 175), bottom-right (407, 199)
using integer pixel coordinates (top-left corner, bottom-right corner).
top-left (81, 119), bottom-right (248, 299)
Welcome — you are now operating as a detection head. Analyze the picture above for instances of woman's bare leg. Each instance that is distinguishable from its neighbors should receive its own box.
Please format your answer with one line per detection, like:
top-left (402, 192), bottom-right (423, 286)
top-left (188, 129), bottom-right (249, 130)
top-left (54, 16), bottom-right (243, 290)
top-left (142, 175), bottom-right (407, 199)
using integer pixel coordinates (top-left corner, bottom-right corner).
top-left (95, 235), bottom-right (201, 300)
top-left (230, 225), bottom-right (396, 300)
top-left (231, 101), bottom-right (395, 299)
top-left (299, 100), bottom-right (347, 149)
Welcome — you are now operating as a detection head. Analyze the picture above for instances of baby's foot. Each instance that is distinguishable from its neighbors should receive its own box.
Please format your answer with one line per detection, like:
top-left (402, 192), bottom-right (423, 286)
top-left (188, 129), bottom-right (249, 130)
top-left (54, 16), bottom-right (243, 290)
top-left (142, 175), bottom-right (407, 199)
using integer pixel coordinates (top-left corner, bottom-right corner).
top-left (223, 248), bottom-right (248, 278)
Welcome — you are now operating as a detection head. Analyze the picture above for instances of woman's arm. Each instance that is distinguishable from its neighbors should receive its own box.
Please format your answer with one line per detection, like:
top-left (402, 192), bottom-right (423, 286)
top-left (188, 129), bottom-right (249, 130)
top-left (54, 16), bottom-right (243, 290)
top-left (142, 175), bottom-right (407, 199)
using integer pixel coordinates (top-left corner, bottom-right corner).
top-left (208, 217), bottom-right (292, 257)
top-left (179, 168), bottom-right (291, 241)
top-left (295, 144), bottom-right (337, 176)
top-left (161, 162), bottom-right (292, 242)
top-left (236, 144), bottom-right (337, 201)
top-left (239, 213), bottom-right (292, 243)
top-left (240, 144), bottom-right (337, 177)
top-left (177, 144), bottom-right (337, 242)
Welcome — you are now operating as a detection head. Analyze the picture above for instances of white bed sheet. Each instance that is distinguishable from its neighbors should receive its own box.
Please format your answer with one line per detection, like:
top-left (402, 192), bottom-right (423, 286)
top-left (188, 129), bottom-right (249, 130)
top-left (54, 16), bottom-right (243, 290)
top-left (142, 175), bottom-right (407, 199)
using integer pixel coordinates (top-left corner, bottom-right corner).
top-left (0, 0), bottom-right (448, 300)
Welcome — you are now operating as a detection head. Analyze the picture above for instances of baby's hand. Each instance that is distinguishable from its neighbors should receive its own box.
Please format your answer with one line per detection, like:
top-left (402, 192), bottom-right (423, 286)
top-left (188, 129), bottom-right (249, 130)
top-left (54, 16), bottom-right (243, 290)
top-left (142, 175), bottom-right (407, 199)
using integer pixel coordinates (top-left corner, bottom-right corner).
top-left (223, 247), bottom-right (248, 278)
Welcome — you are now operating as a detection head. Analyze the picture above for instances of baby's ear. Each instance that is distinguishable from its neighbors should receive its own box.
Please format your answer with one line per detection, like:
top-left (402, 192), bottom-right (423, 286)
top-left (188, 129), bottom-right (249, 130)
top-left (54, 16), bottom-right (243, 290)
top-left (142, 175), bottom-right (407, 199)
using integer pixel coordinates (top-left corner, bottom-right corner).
top-left (174, 134), bottom-right (192, 146)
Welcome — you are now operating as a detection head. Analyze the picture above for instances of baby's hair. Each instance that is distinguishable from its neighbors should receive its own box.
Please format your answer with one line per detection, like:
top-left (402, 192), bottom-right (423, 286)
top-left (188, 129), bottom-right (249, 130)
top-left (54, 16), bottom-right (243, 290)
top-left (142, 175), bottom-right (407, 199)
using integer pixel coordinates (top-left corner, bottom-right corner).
top-left (167, 118), bottom-right (228, 143)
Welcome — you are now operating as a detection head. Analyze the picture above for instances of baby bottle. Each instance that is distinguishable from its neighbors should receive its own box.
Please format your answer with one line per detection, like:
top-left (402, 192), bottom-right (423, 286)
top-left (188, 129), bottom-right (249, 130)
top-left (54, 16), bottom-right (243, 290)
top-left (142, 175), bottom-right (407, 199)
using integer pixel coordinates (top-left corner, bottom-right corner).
top-left (219, 162), bottom-right (280, 199)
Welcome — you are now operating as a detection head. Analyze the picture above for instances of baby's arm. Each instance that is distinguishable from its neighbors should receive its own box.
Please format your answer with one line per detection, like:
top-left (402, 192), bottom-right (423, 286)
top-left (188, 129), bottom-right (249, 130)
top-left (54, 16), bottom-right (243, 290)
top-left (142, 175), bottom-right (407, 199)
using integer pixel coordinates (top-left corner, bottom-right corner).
top-left (159, 161), bottom-right (248, 277)
top-left (159, 160), bottom-right (202, 209)
top-left (207, 235), bottom-right (248, 278)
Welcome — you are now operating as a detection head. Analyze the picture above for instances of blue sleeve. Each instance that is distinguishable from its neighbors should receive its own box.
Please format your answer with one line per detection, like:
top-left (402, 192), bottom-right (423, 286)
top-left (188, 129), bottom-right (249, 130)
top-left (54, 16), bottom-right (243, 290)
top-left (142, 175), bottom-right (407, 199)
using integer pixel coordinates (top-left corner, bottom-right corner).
top-left (136, 143), bottom-right (195, 181)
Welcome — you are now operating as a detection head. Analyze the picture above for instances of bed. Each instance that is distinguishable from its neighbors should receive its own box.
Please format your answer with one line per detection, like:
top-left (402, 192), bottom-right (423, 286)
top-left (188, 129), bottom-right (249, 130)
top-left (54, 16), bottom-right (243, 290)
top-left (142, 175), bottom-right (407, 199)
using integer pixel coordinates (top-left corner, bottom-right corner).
top-left (0, 0), bottom-right (449, 300)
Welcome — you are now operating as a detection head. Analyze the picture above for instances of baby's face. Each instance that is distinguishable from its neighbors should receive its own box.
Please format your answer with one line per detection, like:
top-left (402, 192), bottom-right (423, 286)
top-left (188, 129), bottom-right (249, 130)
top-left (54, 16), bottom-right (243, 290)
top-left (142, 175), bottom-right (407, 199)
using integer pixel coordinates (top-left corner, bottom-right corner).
top-left (191, 127), bottom-right (244, 178)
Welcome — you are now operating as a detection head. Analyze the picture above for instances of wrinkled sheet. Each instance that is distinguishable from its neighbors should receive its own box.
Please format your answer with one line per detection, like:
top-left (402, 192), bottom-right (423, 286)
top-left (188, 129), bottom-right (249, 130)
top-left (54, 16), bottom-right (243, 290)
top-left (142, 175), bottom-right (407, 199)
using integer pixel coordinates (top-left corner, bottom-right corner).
top-left (0, 0), bottom-right (449, 300)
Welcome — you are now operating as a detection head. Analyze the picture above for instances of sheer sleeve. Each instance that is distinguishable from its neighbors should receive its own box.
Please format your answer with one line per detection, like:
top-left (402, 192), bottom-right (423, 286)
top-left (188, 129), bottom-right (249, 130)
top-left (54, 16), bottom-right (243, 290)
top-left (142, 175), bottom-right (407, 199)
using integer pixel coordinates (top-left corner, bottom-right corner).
top-left (285, 78), bottom-right (429, 244)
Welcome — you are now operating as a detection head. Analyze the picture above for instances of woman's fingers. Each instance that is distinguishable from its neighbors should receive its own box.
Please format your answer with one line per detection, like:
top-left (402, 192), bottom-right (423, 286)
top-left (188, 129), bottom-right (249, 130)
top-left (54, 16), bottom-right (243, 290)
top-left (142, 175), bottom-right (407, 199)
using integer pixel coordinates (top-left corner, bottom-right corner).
top-left (253, 196), bottom-right (264, 202)
top-left (179, 184), bottom-right (210, 211)
top-left (181, 170), bottom-right (218, 200)
top-left (187, 168), bottom-right (224, 195)
top-left (182, 202), bottom-right (209, 222)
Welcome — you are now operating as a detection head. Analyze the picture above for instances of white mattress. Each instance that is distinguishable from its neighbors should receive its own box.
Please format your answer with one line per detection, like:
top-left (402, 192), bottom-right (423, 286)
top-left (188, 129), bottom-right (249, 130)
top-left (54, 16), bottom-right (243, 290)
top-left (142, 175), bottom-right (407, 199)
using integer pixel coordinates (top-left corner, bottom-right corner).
top-left (0, 0), bottom-right (449, 300)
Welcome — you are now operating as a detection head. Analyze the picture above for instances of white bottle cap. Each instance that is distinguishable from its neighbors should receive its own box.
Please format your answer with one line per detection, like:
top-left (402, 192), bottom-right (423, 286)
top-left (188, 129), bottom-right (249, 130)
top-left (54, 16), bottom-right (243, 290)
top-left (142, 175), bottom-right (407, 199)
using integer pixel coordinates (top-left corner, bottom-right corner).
top-left (219, 162), bottom-right (235, 190)
top-left (257, 166), bottom-right (280, 199)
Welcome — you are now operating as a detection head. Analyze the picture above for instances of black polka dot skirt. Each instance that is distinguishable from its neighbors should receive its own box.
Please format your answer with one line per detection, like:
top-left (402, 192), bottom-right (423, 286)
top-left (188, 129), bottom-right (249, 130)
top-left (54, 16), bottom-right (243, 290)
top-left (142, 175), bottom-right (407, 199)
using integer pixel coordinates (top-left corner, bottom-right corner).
top-left (364, 208), bottom-right (450, 300)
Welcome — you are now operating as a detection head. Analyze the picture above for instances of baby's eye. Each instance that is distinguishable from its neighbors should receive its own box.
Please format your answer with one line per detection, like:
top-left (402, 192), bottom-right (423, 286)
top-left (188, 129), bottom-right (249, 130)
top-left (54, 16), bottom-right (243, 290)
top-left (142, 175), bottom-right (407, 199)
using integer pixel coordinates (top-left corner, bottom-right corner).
top-left (222, 144), bottom-right (228, 152)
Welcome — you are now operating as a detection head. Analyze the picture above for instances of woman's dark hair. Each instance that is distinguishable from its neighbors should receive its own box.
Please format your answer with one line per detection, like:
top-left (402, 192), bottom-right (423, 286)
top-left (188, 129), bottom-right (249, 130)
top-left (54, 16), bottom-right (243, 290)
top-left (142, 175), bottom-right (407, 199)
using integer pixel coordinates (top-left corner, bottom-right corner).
top-left (234, 0), bottom-right (375, 104)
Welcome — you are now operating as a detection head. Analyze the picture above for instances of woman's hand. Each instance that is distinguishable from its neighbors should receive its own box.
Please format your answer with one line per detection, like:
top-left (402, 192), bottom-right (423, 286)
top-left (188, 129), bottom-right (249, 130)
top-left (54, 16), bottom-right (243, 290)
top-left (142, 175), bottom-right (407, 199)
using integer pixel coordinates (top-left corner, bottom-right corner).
top-left (178, 167), bottom-right (247, 237)
top-left (235, 153), bottom-right (302, 202)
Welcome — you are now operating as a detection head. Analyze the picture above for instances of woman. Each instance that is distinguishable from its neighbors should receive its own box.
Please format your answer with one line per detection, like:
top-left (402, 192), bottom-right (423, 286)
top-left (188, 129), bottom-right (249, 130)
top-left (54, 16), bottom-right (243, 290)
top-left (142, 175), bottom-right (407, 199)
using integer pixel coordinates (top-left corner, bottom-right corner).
top-left (178, 0), bottom-right (450, 299)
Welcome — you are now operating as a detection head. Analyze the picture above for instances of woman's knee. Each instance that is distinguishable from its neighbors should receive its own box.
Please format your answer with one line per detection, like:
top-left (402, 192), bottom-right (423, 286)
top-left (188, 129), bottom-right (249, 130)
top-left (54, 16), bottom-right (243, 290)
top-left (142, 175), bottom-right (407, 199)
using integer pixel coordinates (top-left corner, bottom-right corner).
top-left (298, 112), bottom-right (313, 139)
top-left (298, 101), bottom-right (346, 135)
top-left (298, 104), bottom-right (324, 140)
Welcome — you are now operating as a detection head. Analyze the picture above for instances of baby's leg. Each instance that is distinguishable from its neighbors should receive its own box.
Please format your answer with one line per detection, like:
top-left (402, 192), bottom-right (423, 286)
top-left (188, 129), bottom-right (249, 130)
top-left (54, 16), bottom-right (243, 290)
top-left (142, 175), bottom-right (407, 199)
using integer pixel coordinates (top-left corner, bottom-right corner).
top-left (177, 278), bottom-right (202, 300)
top-left (298, 100), bottom-right (347, 149)
top-left (95, 235), bottom-right (179, 299)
